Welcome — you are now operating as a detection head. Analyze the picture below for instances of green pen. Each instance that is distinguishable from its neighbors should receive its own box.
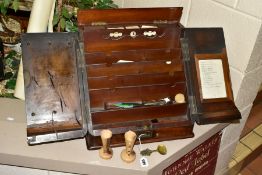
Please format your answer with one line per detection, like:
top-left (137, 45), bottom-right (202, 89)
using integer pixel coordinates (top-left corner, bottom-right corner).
top-left (114, 102), bottom-right (143, 109)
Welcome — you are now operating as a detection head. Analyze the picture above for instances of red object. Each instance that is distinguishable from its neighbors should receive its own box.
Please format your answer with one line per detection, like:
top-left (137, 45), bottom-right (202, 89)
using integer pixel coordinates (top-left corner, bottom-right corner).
top-left (163, 131), bottom-right (222, 175)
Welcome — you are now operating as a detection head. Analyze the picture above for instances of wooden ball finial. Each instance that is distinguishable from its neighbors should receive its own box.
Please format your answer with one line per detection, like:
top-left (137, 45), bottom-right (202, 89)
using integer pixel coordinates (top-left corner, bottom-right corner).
top-left (175, 93), bottom-right (185, 103)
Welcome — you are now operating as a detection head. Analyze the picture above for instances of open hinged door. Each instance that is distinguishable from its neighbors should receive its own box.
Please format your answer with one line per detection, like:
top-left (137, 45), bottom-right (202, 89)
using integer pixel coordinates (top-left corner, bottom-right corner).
top-left (22, 33), bottom-right (89, 144)
top-left (181, 28), bottom-right (241, 124)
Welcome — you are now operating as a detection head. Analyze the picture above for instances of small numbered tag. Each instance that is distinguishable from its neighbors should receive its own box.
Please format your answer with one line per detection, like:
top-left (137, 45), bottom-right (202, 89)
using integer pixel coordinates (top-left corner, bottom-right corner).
top-left (140, 157), bottom-right (149, 167)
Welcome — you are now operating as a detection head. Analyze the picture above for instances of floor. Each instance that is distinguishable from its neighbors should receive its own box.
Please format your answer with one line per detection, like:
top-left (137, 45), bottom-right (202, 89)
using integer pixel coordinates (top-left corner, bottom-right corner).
top-left (241, 103), bottom-right (262, 138)
top-left (239, 155), bottom-right (262, 175)
top-left (238, 96), bottom-right (262, 175)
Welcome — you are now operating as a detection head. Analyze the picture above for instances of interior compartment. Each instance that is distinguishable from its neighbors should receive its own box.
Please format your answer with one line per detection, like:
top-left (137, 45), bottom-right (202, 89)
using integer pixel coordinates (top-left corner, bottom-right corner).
top-left (77, 8), bottom-right (195, 149)
top-left (83, 23), bottom-right (189, 132)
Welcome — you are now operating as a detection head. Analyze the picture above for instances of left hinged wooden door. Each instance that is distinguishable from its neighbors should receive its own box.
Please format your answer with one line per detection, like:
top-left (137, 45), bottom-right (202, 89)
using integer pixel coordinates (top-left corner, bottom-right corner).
top-left (22, 32), bottom-right (89, 145)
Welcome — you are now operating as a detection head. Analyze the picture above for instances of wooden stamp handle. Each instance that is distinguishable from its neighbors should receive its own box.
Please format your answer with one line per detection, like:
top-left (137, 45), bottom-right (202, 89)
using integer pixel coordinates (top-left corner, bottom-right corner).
top-left (121, 130), bottom-right (137, 163)
top-left (99, 129), bottom-right (113, 159)
top-left (125, 130), bottom-right (137, 154)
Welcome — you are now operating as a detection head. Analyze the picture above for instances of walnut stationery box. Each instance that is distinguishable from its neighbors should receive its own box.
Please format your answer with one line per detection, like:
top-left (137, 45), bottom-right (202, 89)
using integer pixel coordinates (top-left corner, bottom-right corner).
top-left (22, 8), bottom-right (241, 149)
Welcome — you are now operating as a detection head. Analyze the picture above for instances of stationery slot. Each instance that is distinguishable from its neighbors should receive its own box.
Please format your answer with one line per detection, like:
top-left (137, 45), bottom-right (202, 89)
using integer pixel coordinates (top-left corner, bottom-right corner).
top-left (85, 48), bottom-right (182, 65)
top-left (89, 83), bottom-right (186, 109)
top-left (87, 72), bottom-right (185, 90)
top-left (87, 61), bottom-right (183, 77)
top-left (91, 103), bottom-right (187, 125)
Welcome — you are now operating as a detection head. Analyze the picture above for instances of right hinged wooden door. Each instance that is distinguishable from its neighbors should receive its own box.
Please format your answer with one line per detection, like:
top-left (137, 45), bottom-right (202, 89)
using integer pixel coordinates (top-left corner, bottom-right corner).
top-left (181, 28), bottom-right (241, 124)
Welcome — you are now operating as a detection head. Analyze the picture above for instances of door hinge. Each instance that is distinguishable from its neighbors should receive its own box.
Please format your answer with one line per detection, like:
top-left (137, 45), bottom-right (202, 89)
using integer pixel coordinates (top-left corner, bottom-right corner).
top-left (153, 20), bottom-right (168, 24)
top-left (91, 21), bottom-right (107, 26)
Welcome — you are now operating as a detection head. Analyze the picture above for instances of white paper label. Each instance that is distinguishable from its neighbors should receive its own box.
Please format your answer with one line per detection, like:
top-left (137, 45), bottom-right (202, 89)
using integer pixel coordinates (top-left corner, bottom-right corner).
top-left (140, 157), bottom-right (149, 167)
top-left (199, 59), bottom-right (227, 99)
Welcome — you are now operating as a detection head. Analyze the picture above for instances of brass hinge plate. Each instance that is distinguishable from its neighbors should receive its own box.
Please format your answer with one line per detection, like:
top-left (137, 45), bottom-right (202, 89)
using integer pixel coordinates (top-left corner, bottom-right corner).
top-left (91, 22), bottom-right (107, 26)
top-left (153, 20), bottom-right (168, 24)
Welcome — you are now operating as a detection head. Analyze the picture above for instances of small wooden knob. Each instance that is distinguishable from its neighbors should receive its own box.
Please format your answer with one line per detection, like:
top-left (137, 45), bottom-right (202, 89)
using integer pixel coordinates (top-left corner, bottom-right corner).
top-left (175, 93), bottom-right (185, 103)
top-left (99, 129), bottom-right (113, 160)
top-left (121, 130), bottom-right (137, 163)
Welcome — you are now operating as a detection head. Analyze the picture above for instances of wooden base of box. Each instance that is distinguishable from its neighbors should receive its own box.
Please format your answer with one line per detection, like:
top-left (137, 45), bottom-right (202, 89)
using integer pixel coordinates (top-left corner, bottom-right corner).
top-left (86, 124), bottom-right (194, 150)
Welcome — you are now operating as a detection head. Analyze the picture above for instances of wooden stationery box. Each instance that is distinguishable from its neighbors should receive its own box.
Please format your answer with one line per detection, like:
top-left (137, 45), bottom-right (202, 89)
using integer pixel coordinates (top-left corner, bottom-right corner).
top-left (22, 7), bottom-right (240, 149)
top-left (78, 8), bottom-right (195, 149)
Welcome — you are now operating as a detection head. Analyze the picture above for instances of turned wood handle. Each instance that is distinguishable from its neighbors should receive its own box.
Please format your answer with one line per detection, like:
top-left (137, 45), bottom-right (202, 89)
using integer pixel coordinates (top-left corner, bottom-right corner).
top-left (101, 129), bottom-right (112, 153)
top-left (124, 130), bottom-right (137, 154)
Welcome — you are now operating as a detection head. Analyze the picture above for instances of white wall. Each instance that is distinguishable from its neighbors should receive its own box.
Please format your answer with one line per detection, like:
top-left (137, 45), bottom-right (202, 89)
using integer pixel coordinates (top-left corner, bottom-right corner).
top-left (113, 0), bottom-right (191, 26)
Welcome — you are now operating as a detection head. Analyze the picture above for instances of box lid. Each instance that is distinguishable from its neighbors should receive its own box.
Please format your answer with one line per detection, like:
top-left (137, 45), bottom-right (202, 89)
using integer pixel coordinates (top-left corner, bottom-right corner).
top-left (77, 7), bottom-right (183, 26)
top-left (22, 33), bottom-right (88, 144)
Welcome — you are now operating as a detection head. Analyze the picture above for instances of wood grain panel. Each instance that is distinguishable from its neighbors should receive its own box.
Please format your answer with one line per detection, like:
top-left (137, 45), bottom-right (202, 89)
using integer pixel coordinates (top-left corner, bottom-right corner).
top-left (78, 8), bottom-right (183, 26)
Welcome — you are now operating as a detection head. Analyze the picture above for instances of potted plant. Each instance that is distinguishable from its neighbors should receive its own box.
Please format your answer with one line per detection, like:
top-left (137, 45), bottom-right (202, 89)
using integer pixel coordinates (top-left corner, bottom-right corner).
top-left (53, 0), bottom-right (118, 32)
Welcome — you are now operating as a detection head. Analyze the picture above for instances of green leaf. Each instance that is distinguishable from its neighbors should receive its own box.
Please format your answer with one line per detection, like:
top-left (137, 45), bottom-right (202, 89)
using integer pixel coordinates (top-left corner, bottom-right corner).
top-left (70, 25), bottom-right (78, 32)
top-left (0, 3), bottom-right (8, 15)
top-left (60, 17), bottom-right (66, 30)
top-left (5, 79), bottom-right (16, 90)
top-left (4, 50), bottom-right (17, 60)
top-left (62, 7), bottom-right (70, 19)
top-left (94, 0), bottom-right (117, 9)
top-left (77, 0), bottom-right (93, 9)
top-left (11, 59), bottom-right (20, 69)
top-left (12, 0), bottom-right (19, 12)
top-left (13, 71), bottom-right (18, 79)
top-left (65, 20), bottom-right (78, 32)
top-left (0, 93), bottom-right (14, 98)
top-left (3, 0), bottom-right (11, 7)
top-left (109, 3), bottom-right (118, 8)
top-left (4, 72), bottom-right (13, 80)
top-left (76, 2), bottom-right (85, 9)
top-left (52, 14), bottom-right (59, 26)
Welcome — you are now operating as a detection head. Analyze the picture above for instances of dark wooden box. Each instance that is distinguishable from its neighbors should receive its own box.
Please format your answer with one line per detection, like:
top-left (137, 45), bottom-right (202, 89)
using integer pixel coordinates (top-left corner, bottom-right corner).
top-left (22, 8), bottom-right (240, 149)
